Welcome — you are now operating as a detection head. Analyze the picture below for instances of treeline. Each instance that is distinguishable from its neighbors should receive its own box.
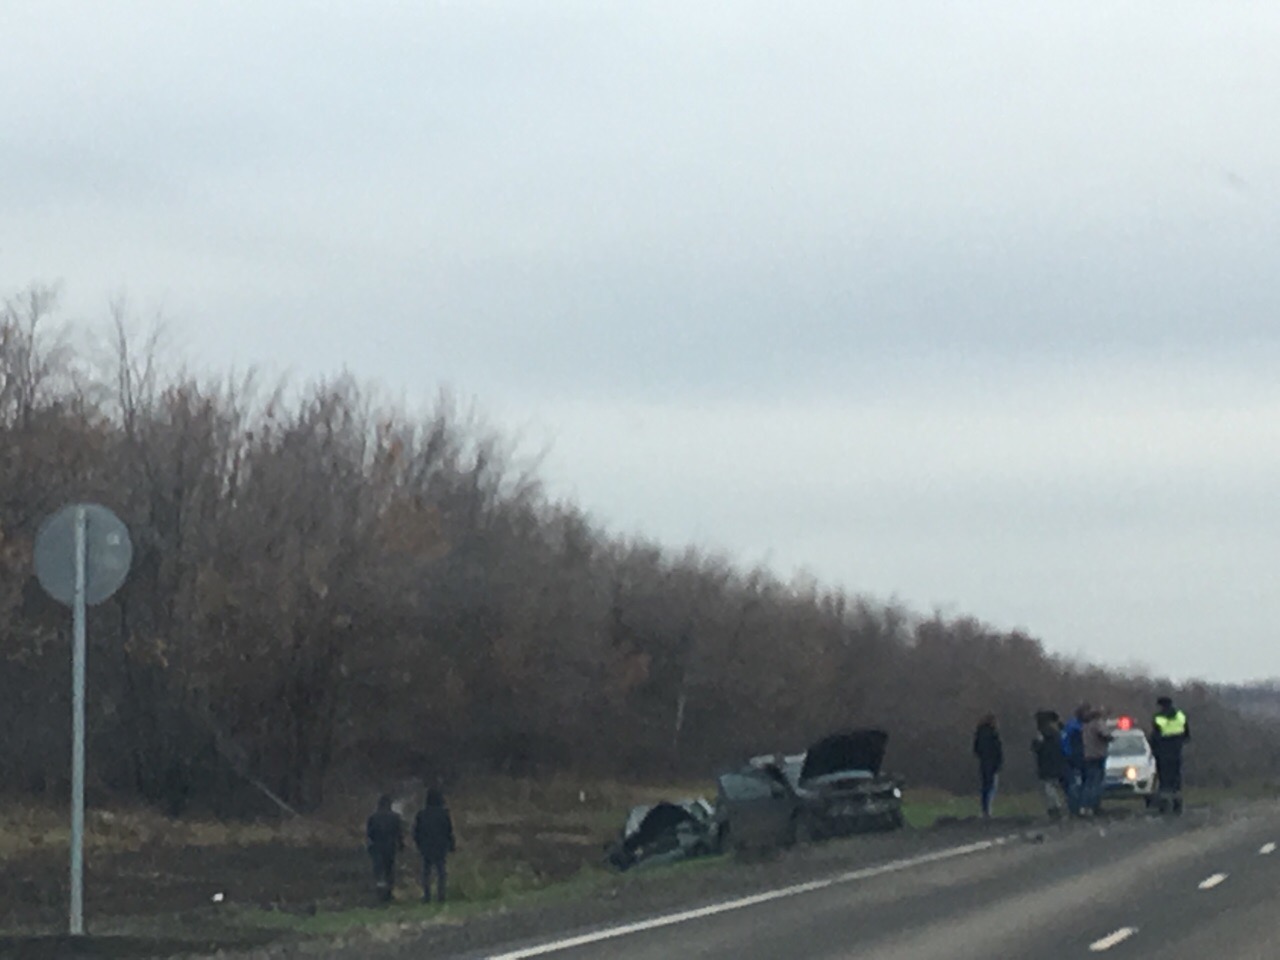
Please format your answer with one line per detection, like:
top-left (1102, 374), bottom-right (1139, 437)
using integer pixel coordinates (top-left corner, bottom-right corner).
top-left (2, 285), bottom-right (1277, 814)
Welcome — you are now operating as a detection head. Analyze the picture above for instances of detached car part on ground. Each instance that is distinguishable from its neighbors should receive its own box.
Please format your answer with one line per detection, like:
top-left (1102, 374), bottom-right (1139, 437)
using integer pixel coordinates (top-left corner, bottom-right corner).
top-left (716, 729), bottom-right (905, 851)
top-left (605, 798), bottom-right (723, 871)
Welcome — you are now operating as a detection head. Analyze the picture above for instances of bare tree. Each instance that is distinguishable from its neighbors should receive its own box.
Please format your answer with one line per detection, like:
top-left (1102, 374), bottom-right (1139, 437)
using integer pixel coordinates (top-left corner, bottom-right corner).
top-left (2, 283), bottom-right (1278, 808)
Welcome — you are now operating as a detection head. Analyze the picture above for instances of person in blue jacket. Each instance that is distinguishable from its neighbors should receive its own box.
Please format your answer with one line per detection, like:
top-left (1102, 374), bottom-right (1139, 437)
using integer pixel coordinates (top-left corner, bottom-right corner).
top-left (1060, 703), bottom-right (1089, 816)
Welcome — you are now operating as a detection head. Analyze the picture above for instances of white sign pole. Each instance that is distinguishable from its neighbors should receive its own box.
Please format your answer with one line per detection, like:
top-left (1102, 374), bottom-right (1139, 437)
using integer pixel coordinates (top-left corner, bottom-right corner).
top-left (34, 502), bottom-right (133, 936)
top-left (70, 504), bottom-right (87, 936)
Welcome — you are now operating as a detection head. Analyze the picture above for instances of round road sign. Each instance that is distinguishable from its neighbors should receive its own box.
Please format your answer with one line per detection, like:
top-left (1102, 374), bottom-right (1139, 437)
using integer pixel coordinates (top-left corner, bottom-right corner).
top-left (34, 504), bottom-right (133, 607)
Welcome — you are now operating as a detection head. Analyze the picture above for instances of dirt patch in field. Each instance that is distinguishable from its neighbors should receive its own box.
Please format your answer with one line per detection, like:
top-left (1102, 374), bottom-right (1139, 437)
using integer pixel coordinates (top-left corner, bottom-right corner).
top-left (0, 806), bottom-right (610, 957)
top-left (0, 778), bottom-right (715, 957)
top-left (2, 843), bottom-right (362, 926)
top-left (0, 934), bottom-right (277, 960)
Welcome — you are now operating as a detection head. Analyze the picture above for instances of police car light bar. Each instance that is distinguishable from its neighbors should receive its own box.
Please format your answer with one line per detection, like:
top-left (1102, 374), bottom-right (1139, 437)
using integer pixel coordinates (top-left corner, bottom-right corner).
top-left (1115, 716), bottom-right (1133, 730)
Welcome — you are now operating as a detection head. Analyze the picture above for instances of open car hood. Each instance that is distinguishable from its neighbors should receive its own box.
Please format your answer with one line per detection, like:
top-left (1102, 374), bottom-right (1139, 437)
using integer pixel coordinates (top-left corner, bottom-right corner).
top-left (800, 730), bottom-right (889, 781)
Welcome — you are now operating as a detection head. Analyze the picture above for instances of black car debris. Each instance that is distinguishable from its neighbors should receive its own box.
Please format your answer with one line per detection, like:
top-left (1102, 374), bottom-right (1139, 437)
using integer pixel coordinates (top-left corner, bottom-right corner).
top-left (605, 797), bottom-right (723, 871)
top-left (716, 729), bottom-right (905, 850)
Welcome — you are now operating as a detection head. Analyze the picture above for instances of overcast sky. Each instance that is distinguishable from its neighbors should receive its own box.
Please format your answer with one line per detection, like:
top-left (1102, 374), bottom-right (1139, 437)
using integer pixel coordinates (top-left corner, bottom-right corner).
top-left (5, 2), bottom-right (1280, 682)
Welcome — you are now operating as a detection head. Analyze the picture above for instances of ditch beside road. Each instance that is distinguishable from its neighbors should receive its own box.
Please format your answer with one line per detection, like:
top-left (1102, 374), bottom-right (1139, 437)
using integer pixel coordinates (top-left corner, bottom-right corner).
top-left (1, 784), bottom-right (1270, 960)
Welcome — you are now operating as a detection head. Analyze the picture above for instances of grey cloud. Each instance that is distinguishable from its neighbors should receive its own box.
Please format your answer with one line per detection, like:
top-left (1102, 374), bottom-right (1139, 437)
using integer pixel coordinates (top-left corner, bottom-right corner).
top-left (4, 2), bottom-right (1280, 678)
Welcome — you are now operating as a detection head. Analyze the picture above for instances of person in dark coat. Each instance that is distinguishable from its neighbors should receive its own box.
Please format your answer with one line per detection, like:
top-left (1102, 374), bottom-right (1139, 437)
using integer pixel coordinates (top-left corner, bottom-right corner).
top-left (366, 794), bottom-right (404, 903)
top-left (1032, 711), bottom-right (1068, 819)
top-left (413, 788), bottom-right (456, 903)
top-left (973, 714), bottom-right (1003, 818)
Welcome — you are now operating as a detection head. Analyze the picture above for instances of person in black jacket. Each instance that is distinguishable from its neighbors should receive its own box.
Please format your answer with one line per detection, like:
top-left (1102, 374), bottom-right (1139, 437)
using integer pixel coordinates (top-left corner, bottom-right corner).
top-left (973, 714), bottom-right (1003, 819)
top-left (366, 794), bottom-right (404, 903)
top-left (413, 788), bottom-right (457, 903)
top-left (1032, 711), bottom-right (1068, 819)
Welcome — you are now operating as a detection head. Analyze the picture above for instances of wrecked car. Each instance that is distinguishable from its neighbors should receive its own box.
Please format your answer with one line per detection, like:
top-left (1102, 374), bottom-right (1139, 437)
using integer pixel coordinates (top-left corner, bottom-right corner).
top-left (604, 797), bottom-right (723, 871)
top-left (716, 729), bottom-right (905, 850)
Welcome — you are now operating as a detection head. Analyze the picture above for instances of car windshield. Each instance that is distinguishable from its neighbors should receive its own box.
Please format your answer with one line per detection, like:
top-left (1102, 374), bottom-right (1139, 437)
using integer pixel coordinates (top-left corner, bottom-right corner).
top-left (1109, 732), bottom-right (1149, 757)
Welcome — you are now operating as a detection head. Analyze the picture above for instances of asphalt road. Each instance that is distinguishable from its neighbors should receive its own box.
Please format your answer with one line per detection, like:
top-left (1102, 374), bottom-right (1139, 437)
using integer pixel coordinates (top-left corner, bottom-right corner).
top-left (453, 803), bottom-right (1280, 960)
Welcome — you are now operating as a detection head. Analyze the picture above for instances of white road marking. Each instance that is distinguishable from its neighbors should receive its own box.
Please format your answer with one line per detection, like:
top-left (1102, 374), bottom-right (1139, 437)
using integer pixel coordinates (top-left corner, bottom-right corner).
top-left (1089, 927), bottom-right (1138, 952)
top-left (1198, 873), bottom-right (1228, 890)
top-left (1260, 842), bottom-right (1276, 855)
top-left (485, 836), bottom-right (1016, 960)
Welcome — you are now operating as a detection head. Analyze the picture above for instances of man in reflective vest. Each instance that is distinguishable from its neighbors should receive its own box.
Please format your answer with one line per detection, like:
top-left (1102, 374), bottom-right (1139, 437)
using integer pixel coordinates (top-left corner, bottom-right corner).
top-left (1150, 696), bottom-right (1191, 813)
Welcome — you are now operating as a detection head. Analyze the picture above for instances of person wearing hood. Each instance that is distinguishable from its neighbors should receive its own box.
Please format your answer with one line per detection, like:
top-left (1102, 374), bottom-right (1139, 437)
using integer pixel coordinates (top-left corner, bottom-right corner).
top-left (413, 788), bottom-right (457, 903)
top-left (973, 714), bottom-right (1003, 818)
top-left (1032, 711), bottom-right (1068, 819)
top-left (366, 794), bottom-right (404, 903)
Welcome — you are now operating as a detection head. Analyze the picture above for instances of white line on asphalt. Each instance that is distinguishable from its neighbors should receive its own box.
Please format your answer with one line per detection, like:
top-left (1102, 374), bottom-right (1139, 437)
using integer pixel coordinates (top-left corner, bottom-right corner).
top-left (1198, 873), bottom-right (1228, 890)
top-left (1089, 927), bottom-right (1138, 952)
top-left (485, 836), bottom-right (1017, 960)
top-left (1260, 842), bottom-right (1276, 855)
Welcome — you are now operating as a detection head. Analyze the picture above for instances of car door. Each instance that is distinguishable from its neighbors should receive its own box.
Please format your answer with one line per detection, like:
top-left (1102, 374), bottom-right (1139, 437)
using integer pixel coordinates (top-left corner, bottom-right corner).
top-left (716, 770), bottom-right (793, 850)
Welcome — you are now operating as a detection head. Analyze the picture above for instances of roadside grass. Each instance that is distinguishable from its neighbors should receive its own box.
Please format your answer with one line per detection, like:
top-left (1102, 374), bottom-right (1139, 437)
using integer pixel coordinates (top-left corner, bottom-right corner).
top-left (900, 788), bottom-right (1044, 828)
top-left (5, 776), bottom-right (1278, 945)
top-left (248, 850), bottom-right (731, 938)
top-left (902, 781), bottom-right (1280, 829)
top-left (0, 775), bottom-right (719, 942)
top-left (247, 866), bottom-right (613, 936)
top-left (1183, 781), bottom-right (1280, 806)
top-left (0, 803), bottom-right (350, 861)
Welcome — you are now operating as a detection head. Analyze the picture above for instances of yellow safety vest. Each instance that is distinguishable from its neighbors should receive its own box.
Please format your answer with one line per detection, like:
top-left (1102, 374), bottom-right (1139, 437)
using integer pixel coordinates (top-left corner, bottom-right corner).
top-left (1154, 710), bottom-right (1187, 737)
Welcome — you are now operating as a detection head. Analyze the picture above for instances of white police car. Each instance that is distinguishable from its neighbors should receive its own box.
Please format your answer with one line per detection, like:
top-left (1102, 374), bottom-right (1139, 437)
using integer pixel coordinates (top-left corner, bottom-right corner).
top-left (1104, 718), bottom-right (1159, 804)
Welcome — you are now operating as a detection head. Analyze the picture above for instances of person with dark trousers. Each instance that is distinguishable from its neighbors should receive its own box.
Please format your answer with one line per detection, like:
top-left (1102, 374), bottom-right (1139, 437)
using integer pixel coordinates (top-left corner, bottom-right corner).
top-left (1032, 711), bottom-right (1069, 819)
top-left (413, 788), bottom-right (456, 903)
top-left (1060, 704), bottom-right (1089, 816)
top-left (1080, 707), bottom-right (1113, 815)
top-left (973, 714), bottom-right (1003, 818)
top-left (1150, 695), bottom-right (1191, 813)
top-left (366, 794), bottom-right (404, 903)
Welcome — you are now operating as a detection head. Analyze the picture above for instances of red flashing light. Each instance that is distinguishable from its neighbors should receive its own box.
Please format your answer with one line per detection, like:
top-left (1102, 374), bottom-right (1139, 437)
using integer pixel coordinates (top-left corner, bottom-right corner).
top-left (1116, 716), bottom-right (1133, 730)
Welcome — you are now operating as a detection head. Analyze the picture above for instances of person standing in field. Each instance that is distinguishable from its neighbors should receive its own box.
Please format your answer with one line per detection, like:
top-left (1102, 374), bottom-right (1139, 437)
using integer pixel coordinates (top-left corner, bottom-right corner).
top-left (973, 714), bottom-right (1003, 819)
top-left (413, 788), bottom-right (457, 903)
top-left (366, 794), bottom-right (404, 903)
